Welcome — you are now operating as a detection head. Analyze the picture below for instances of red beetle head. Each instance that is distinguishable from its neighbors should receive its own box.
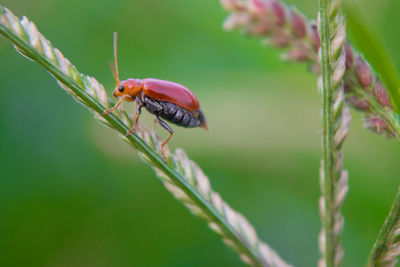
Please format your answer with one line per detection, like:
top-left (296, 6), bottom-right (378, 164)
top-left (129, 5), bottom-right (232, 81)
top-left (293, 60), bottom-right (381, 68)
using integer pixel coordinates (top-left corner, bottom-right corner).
top-left (113, 78), bottom-right (143, 99)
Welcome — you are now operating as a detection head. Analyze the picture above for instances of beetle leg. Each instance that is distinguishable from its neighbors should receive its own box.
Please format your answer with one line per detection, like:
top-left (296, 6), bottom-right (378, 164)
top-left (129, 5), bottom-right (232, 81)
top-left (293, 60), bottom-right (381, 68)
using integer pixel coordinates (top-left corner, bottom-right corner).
top-left (125, 102), bottom-right (143, 136)
top-left (156, 116), bottom-right (173, 158)
top-left (104, 96), bottom-right (125, 115)
top-left (139, 91), bottom-right (145, 103)
top-left (152, 117), bottom-right (158, 132)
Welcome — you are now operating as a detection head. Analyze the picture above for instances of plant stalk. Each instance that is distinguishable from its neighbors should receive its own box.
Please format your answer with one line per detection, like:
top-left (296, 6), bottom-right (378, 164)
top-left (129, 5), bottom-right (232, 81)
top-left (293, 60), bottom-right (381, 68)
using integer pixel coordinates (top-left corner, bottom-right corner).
top-left (318, 0), bottom-right (348, 266)
top-left (0, 23), bottom-right (265, 266)
top-left (319, 1), bottom-right (335, 265)
top-left (0, 6), bottom-right (291, 267)
top-left (367, 188), bottom-right (400, 266)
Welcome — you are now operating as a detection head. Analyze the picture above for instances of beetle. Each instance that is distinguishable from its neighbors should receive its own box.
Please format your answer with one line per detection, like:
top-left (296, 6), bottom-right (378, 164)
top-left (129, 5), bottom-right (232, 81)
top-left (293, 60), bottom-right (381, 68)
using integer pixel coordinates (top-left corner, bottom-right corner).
top-left (104, 33), bottom-right (208, 154)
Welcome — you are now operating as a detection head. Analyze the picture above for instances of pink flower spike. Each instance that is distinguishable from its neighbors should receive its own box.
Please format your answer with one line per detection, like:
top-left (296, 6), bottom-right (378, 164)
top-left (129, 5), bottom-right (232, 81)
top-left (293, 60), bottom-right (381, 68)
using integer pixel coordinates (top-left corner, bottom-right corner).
top-left (269, 0), bottom-right (286, 26)
top-left (354, 56), bottom-right (372, 88)
top-left (373, 81), bottom-right (391, 107)
top-left (289, 8), bottom-right (306, 38)
top-left (344, 44), bottom-right (354, 70)
top-left (346, 96), bottom-right (370, 111)
top-left (309, 23), bottom-right (320, 51)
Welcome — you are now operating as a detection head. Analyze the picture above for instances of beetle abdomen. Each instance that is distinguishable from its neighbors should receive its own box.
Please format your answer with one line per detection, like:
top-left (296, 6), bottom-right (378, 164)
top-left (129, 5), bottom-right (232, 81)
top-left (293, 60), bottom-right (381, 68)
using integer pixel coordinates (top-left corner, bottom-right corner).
top-left (143, 96), bottom-right (205, 128)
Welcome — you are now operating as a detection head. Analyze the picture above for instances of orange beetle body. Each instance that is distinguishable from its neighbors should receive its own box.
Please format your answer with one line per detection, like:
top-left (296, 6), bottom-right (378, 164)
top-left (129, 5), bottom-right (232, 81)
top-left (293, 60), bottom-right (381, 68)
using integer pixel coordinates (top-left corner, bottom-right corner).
top-left (105, 33), bottom-right (208, 155)
top-left (112, 77), bottom-right (208, 130)
top-left (114, 78), bottom-right (200, 111)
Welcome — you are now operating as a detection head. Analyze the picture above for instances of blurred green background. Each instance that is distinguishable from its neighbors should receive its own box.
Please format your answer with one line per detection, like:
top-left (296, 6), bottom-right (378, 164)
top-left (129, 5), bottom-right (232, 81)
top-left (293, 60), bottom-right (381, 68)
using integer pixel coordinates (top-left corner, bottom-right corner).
top-left (1, 0), bottom-right (399, 266)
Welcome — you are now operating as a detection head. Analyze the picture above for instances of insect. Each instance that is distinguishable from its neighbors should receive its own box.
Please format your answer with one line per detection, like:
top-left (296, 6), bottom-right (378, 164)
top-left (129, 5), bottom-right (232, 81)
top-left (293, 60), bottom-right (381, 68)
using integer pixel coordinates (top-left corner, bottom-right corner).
top-left (104, 32), bottom-right (208, 155)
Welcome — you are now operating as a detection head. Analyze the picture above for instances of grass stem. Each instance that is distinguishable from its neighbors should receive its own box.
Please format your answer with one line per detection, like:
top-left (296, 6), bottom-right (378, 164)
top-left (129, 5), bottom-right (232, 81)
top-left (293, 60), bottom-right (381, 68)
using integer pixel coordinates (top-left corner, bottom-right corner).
top-left (0, 6), bottom-right (290, 267)
top-left (367, 188), bottom-right (400, 266)
top-left (318, 0), bottom-right (348, 266)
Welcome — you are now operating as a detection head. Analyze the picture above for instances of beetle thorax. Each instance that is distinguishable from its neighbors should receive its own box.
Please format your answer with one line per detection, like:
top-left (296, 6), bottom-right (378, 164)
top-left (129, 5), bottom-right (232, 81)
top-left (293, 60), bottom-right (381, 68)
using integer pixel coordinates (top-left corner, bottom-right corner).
top-left (114, 78), bottom-right (143, 99)
top-left (123, 78), bottom-right (143, 96)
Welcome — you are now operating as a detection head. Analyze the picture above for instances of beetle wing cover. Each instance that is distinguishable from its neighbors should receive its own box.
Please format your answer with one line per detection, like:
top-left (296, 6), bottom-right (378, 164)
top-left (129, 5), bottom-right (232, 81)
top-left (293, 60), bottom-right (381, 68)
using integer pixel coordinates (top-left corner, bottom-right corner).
top-left (143, 78), bottom-right (200, 111)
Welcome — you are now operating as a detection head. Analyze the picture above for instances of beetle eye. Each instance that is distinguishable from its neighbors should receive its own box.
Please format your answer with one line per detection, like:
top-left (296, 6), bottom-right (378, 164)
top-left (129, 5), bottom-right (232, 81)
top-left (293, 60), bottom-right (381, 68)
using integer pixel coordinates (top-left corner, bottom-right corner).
top-left (118, 85), bottom-right (125, 93)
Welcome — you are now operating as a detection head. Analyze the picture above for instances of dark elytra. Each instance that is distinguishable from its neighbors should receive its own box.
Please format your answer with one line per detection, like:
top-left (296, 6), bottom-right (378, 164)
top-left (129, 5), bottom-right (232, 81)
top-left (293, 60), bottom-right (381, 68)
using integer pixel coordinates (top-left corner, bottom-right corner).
top-left (140, 96), bottom-right (206, 128)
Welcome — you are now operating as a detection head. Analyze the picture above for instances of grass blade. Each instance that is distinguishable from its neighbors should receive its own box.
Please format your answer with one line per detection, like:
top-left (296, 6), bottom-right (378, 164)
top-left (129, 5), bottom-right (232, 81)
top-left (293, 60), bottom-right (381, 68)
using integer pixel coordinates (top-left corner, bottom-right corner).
top-left (367, 188), bottom-right (400, 267)
top-left (0, 6), bottom-right (291, 267)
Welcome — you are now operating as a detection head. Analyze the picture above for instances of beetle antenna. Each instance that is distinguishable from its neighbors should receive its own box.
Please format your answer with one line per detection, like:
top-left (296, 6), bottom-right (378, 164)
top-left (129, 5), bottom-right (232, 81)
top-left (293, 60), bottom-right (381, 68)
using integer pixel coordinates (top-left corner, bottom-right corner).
top-left (111, 31), bottom-right (120, 84)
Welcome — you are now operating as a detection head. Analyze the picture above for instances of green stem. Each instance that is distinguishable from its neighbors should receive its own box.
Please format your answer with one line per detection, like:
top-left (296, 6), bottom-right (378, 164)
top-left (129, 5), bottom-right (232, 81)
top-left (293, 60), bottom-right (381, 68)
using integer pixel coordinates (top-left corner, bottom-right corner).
top-left (0, 19), bottom-right (268, 267)
top-left (367, 188), bottom-right (400, 266)
top-left (319, 0), bottom-right (336, 266)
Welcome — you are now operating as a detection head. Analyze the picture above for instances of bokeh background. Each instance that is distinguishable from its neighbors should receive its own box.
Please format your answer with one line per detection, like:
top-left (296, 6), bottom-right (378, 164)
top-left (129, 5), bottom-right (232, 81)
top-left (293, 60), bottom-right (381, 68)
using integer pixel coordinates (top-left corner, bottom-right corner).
top-left (1, 0), bottom-right (399, 266)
